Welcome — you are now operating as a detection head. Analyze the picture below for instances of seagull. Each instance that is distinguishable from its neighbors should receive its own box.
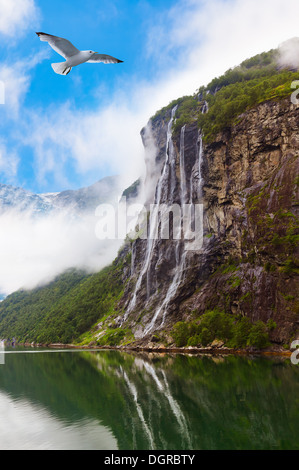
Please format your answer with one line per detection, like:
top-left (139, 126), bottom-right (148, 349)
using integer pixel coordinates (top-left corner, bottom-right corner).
top-left (36, 32), bottom-right (123, 76)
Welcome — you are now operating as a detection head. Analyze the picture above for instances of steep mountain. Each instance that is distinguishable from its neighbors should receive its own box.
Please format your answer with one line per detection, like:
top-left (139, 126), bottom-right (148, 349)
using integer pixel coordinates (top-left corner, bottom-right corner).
top-left (117, 96), bottom-right (299, 347)
top-left (0, 46), bottom-right (298, 350)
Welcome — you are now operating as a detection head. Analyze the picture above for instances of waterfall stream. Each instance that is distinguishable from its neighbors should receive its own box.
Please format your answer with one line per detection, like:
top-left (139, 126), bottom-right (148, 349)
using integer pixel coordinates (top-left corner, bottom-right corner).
top-left (143, 123), bottom-right (188, 335)
top-left (122, 106), bottom-right (178, 323)
top-left (124, 104), bottom-right (205, 336)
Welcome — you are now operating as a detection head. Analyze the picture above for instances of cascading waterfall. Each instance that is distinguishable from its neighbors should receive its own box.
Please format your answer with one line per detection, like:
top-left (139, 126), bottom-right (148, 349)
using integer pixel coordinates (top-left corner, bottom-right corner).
top-left (201, 100), bottom-right (209, 114)
top-left (159, 124), bottom-right (189, 328)
top-left (123, 106), bottom-right (178, 323)
top-left (179, 125), bottom-right (187, 205)
top-left (143, 124), bottom-right (188, 336)
top-left (197, 131), bottom-right (204, 198)
top-left (125, 102), bottom-right (206, 335)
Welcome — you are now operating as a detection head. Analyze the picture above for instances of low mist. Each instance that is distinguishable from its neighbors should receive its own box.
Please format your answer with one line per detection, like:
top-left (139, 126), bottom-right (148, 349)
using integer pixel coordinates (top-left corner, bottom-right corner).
top-left (0, 204), bottom-right (124, 297)
top-left (277, 37), bottom-right (299, 70)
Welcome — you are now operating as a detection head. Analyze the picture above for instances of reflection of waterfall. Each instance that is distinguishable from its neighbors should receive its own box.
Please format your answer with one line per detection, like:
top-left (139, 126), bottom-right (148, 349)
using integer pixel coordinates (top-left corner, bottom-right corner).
top-left (121, 358), bottom-right (192, 450)
top-left (122, 369), bottom-right (155, 450)
top-left (143, 362), bottom-right (192, 449)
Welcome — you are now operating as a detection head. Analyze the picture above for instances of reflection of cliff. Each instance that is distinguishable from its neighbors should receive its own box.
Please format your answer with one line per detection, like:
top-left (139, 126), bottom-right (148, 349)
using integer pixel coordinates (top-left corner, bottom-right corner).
top-left (0, 350), bottom-right (299, 449)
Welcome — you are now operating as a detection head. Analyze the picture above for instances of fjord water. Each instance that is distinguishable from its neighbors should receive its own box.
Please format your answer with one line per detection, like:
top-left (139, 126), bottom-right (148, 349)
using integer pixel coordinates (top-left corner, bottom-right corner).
top-left (0, 349), bottom-right (298, 450)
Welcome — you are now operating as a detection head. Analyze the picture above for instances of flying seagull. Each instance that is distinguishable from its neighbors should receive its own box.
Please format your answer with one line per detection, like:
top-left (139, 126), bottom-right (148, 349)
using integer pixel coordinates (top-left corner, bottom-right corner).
top-left (36, 32), bottom-right (123, 76)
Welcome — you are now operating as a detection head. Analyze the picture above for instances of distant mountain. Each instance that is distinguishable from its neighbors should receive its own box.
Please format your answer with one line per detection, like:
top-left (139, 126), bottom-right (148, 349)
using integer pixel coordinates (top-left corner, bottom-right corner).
top-left (0, 175), bottom-right (128, 301)
top-left (0, 175), bottom-right (122, 216)
top-left (0, 184), bottom-right (53, 215)
top-left (40, 175), bottom-right (122, 214)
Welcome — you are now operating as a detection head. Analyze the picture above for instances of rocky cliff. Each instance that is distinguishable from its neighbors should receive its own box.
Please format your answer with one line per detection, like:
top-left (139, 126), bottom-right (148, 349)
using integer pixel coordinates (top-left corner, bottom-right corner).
top-left (1, 52), bottom-right (298, 350)
top-left (112, 96), bottom-right (299, 347)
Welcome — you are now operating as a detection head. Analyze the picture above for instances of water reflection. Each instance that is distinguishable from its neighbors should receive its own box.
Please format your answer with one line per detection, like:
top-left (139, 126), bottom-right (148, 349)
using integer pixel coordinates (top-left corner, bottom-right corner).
top-left (0, 349), bottom-right (298, 450)
top-left (0, 391), bottom-right (117, 450)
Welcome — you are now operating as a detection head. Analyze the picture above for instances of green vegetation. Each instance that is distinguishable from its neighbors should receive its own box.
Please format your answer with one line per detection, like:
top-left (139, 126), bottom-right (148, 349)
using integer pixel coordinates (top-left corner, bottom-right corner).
top-left (0, 259), bottom-right (126, 345)
top-left (281, 257), bottom-right (299, 275)
top-left (122, 178), bottom-right (141, 200)
top-left (172, 310), bottom-right (275, 349)
top-left (172, 96), bottom-right (201, 132)
top-left (245, 182), bottom-right (299, 269)
top-left (198, 71), bottom-right (298, 142)
top-left (154, 48), bottom-right (299, 142)
top-left (97, 327), bottom-right (133, 346)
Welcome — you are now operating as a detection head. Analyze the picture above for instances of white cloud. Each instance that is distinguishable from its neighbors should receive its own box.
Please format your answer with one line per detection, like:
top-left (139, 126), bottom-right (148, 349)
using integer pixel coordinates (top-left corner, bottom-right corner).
top-left (277, 37), bottom-right (299, 69)
top-left (0, 0), bottom-right (39, 38)
top-left (24, 98), bottom-right (147, 191)
top-left (0, 50), bottom-right (49, 118)
top-left (0, 62), bottom-right (31, 118)
top-left (143, 0), bottom-right (299, 92)
top-left (0, 140), bottom-right (19, 182)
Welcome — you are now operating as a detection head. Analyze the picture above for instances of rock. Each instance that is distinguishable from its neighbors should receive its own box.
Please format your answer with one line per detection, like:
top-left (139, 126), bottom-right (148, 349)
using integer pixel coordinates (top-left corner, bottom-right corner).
top-left (211, 339), bottom-right (225, 348)
top-left (150, 335), bottom-right (160, 343)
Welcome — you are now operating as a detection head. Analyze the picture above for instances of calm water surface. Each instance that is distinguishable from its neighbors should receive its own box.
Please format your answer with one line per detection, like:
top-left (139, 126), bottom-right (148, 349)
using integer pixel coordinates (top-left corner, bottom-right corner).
top-left (0, 348), bottom-right (298, 450)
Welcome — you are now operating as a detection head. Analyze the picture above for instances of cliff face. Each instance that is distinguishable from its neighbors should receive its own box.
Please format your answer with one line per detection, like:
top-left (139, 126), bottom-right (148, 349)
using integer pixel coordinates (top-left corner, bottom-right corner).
top-left (116, 97), bottom-right (299, 345)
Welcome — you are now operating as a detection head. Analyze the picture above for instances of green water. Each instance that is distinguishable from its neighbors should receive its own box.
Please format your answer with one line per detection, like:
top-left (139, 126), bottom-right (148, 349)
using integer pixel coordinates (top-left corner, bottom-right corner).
top-left (0, 348), bottom-right (298, 450)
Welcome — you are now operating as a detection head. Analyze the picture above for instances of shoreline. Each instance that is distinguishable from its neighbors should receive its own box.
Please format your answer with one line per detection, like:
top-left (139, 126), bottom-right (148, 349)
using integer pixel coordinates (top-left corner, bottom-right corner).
top-left (17, 341), bottom-right (293, 357)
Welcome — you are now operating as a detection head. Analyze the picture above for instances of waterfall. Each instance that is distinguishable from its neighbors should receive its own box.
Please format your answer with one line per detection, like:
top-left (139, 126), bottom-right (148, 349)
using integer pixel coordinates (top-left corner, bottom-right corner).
top-left (125, 102), bottom-right (205, 335)
top-left (179, 125), bottom-right (187, 205)
top-left (197, 131), bottom-right (204, 199)
top-left (143, 122), bottom-right (188, 336)
top-left (123, 106), bottom-right (178, 321)
top-left (201, 100), bottom-right (209, 114)
top-left (169, 125), bottom-right (177, 203)
top-left (190, 128), bottom-right (204, 203)
top-left (130, 242), bottom-right (135, 276)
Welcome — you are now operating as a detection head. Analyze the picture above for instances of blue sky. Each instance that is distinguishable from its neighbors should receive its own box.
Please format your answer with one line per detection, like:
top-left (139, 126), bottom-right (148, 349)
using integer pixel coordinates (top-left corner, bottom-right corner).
top-left (1, 0), bottom-right (299, 195)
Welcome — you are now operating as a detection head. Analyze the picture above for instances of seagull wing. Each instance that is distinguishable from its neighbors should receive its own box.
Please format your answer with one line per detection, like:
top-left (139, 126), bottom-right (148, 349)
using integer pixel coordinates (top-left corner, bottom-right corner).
top-left (36, 32), bottom-right (80, 59)
top-left (87, 54), bottom-right (123, 64)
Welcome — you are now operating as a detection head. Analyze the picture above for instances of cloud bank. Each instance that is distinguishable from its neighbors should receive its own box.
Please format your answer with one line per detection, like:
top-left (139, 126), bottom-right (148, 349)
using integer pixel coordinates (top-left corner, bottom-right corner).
top-left (0, 207), bottom-right (123, 295)
top-left (0, 0), bottom-right (39, 39)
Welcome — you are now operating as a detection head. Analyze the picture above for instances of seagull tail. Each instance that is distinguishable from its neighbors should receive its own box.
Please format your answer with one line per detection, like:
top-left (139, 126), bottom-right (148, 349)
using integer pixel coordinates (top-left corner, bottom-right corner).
top-left (51, 62), bottom-right (72, 76)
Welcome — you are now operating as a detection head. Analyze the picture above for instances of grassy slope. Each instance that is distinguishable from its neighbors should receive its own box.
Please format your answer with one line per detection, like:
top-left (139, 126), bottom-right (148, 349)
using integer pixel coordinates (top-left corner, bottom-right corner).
top-left (0, 258), bottom-right (126, 344)
top-left (154, 48), bottom-right (299, 141)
